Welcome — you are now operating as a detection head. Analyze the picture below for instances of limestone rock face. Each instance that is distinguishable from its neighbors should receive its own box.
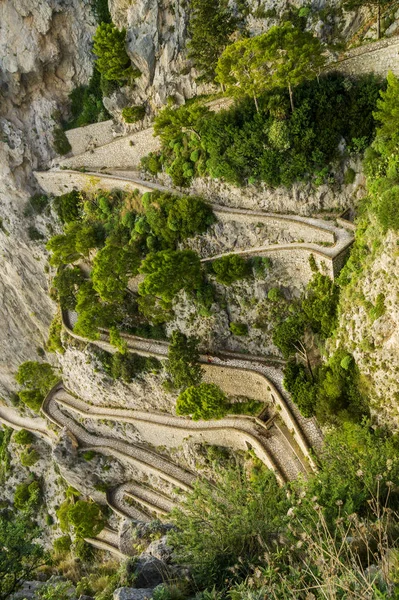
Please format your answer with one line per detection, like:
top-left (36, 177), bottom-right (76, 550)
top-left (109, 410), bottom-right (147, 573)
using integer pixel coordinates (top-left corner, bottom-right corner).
top-left (0, 0), bottom-right (94, 397)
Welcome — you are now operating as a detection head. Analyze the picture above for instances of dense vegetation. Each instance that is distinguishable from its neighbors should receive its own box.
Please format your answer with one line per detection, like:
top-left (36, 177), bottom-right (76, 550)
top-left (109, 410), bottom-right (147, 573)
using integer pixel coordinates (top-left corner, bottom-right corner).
top-left (47, 188), bottom-right (215, 339)
top-left (144, 73), bottom-right (382, 188)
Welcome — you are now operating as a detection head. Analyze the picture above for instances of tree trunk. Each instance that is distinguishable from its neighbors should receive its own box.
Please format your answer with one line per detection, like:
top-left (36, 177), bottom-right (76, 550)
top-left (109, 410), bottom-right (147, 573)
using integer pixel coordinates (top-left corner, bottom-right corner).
top-left (378, 3), bottom-right (382, 39)
top-left (288, 81), bottom-right (294, 112)
top-left (253, 93), bottom-right (259, 113)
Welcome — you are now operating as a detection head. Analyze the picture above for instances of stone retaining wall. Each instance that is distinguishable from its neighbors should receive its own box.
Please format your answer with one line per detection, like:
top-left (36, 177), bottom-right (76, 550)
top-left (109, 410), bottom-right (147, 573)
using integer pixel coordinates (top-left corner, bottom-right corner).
top-left (60, 127), bottom-right (160, 170)
top-left (332, 35), bottom-right (399, 77)
top-left (65, 120), bottom-right (118, 156)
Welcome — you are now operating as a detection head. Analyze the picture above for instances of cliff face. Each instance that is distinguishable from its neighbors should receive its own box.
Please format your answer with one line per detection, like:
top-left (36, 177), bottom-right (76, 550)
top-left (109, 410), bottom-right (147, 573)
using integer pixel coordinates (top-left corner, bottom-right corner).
top-left (0, 0), bottom-right (95, 397)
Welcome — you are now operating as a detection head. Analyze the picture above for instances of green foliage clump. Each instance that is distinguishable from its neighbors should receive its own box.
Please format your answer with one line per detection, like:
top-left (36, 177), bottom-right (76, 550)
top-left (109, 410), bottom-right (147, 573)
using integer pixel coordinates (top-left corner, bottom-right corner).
top-left (24, 194), bottom-right (49, 217)
top-left (169, 465), bottom-right (287, 589)
top-left (139, 249), bottom-right (203, 304)
top-left (53, 190), bottom-right (82, 224)
top-left (15, 362), bottom-right (58, 396)
top-left (302, 272), bottom-right (340, 338)
top-left (152, 73), bottom-right (381, 188)
top-left (122, 105), bottom-right (146, 123)
top-left (14, 480), bottom-right (41, 511)
top-left (110, 351), bottom-right (160, 382)
top-left (52, 126), bottom-right (71, 155)
top-left (20, 448), bottom-right (40, 467)
top-left (46, 314), bottom-right (65, 354)
top-left (15, 361), bottom-right (58, 414)
top-left (176, 383), bottom-right (228, 420)
top-left (187, 0), bottom-right (239, 82)
top-left (53, 267), bottom-right (84, 310)
top-left (93, 23), bottom-right (138, 82)
top-left (0, 514), bottom-right (48, 599)
top-left (229, 322), bottom-right (248, 336)
top-left (13, 429), bottom-right (34, 445)
top-left (216, 23), bottom-right (326, 112)
top-left (166, 331), bottom-right (203, 391)
top-left (57, 500), bottom-right (106, 538)
top-left (0, 427), bottom-right (12, 483)
top-left (211, 254), bottom-right (250, 285)
top-left (53, 534), bottom-right (72, 555)
top-left (66, 67), bottom-right (111, 130)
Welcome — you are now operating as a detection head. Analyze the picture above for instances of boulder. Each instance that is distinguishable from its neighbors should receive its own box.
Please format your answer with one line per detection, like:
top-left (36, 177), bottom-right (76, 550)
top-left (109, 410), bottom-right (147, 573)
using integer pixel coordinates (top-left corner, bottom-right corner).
top-left (134, 554), bottom-right (166, 588)
top-left (145, 536), bottom-right (172, 562)
top-left (113, 588), bottom-right (154, 600)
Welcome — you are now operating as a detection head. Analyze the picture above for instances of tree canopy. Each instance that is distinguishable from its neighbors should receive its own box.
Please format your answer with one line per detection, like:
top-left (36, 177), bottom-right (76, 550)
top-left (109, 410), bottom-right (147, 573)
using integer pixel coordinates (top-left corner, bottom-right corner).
top-left (216, 23), bottom-right (326, 111)
top-left (93, 23), bottom-right (137, 82)
top-left (176, 383), bottom-right (228, 420)
top-left (166, 331), bottom-right (203, 390)
top-left (0, 514), bottom-right (48, 600)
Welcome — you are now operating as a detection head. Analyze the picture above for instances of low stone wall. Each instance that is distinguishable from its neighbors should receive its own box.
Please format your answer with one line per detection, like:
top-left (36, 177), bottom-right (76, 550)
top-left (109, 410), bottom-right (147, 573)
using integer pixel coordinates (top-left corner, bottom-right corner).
top-left (34, 170), bottom-right (153, 196)
top-left (60, 127), bottom-right (160, 170)
top-left (331, 35), bottom-right (399, 77)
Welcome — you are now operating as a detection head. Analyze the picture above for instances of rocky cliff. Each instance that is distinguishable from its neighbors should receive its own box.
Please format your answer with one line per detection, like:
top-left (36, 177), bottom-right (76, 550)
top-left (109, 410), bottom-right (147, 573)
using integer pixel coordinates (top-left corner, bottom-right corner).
top-left (0, 0), bottom-right (95, 396)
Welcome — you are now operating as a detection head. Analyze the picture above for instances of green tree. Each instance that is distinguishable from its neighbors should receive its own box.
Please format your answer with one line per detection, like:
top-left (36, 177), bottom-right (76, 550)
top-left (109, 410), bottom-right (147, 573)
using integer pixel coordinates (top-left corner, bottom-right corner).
top-left (0, 514), bottom-right (48, 600)
top-left (74, 281), bottom-right (118, 340)
top-left (176, 383), bottom-right (228, 420)
top-left (187, 0), bottom-right (238, 82)
top-left (283, 360), bottom-right (317, 417)
top-left (14, 481), bottom-right (41, 512)
top-left (342, 0), bottom-right (391, 39)
top-left (139, 250), bottom-right (203, 302)
top-left (93, 23), bottom-right (137, 82)
top-left (373, 71), bottom-right (399, 142)
top-left (166, 331), bottom-right (203, 390)
top-left (374, 186), bottom-right (399, 231)
top-left (20, 448), bottom-right (40, 467)
top-left (53, 190), bottom-right (82, 224)
top-left (92, 241), bottom-right (141, 303)
top-left (211, 254), bottom-right (250, 285)
top-left (216, 23), bottom-right (326, 112)
top-left (67, 500), bottom-right (106, 538)
top-left (53, 266), bottom-right (84, 310)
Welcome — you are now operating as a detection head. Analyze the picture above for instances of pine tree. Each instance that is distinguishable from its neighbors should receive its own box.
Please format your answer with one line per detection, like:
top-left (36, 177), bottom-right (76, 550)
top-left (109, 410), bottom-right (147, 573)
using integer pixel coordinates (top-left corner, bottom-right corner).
top-left (93, 23), bottom-right (137, 82)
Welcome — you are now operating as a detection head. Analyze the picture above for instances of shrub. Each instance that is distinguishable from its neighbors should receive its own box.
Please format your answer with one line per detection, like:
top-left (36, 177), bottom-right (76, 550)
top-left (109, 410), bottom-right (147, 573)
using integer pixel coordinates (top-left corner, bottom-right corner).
top-left (176, 383), bottom-right (228, 420)
top-left (82, 450), bottom-right (96, 461)
top-left (14, 480), bottom-right (41, 511)
top-left (13, 429), bottom-right (34, 445)
top-left (166, 331), bottom-right (203, 390)
top-left (169, 466), bottom-right (287, 589)
top-left (18, 390), bottom-right (44, 414)
top-left (211, 255), bottom-right (250, 285)
top-left (267, 287), bottom-right (282, 302)
top-left (229, 322), bottom-right (248, 336)
top-left (141, 152), bottom-right (162, 175)
top-left (67, 500), bottom-right (106, 538)
top-left (15, 362), bottom-right (58, 396)
top-left (20, 449), bottom-right (40, 467)
top-left (28, 226), bottom-right (44, 242)
top-left (24, 194), bottom-right (49, 216)
top-left (122, 105), bottom-right (146, 123)
top-left (53, 535), bottom-right (72, 555)
top-left (46, 314), bottom-right (65, 354)
top-left (74, 538), bottom-right (96, 562)
top-left (53, 190), bottom-right (82, 224)
top-left (52, 127), bottom-right (71, 155)
top-left (374, 186), bottom-right (399, 231)
top-left (93, 23), bottom-right (138, 82)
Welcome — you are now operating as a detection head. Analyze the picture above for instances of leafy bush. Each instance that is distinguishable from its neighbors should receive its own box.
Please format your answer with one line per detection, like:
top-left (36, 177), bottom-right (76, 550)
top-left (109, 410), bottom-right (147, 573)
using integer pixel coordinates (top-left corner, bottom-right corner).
top-left (66, 67), bottom-right (110, 130)
top-left (229, 322), bottom-right (248, 336)
top-left (14, 480), bottom-right (41, 511)
top-left (13, 429), bottom-right (34, 445)
top-left (46, 314), bottom-right (65, 354)
top-left (53, 190), bottom-right (82, 224)
top-left (151, 73), bottom-right (382, 188)
top-left (169, 466), bottom-right (287, 589)
top-left (176, 383), bottom-right (228, 420)
top-left (211, 255), bottom-right (250, 285)
top-left (28, 226), bottom-right (44, 242)
top-left (53, 534), bottom-right (72, 555)
top-left (122, 105), bottom-right (146, 123)
top-left (18, 390), bottom-right (44, 414)
top-left (301, 272), bottom-right (340, 338)
top-left (52, 127), bottom-right (71, 155)
top-left (15, 362), bottom-right (58, 396)
top-left (62, 500), bottom-right (106, 538)
top-left (24, 194), bottom-right (49, 217)
top-left (20, 449), bottom-right (40, 467)
top-left (93, 23), bottom-right (138, 82)
top-left (166, 331), bottom-right (203, 390)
